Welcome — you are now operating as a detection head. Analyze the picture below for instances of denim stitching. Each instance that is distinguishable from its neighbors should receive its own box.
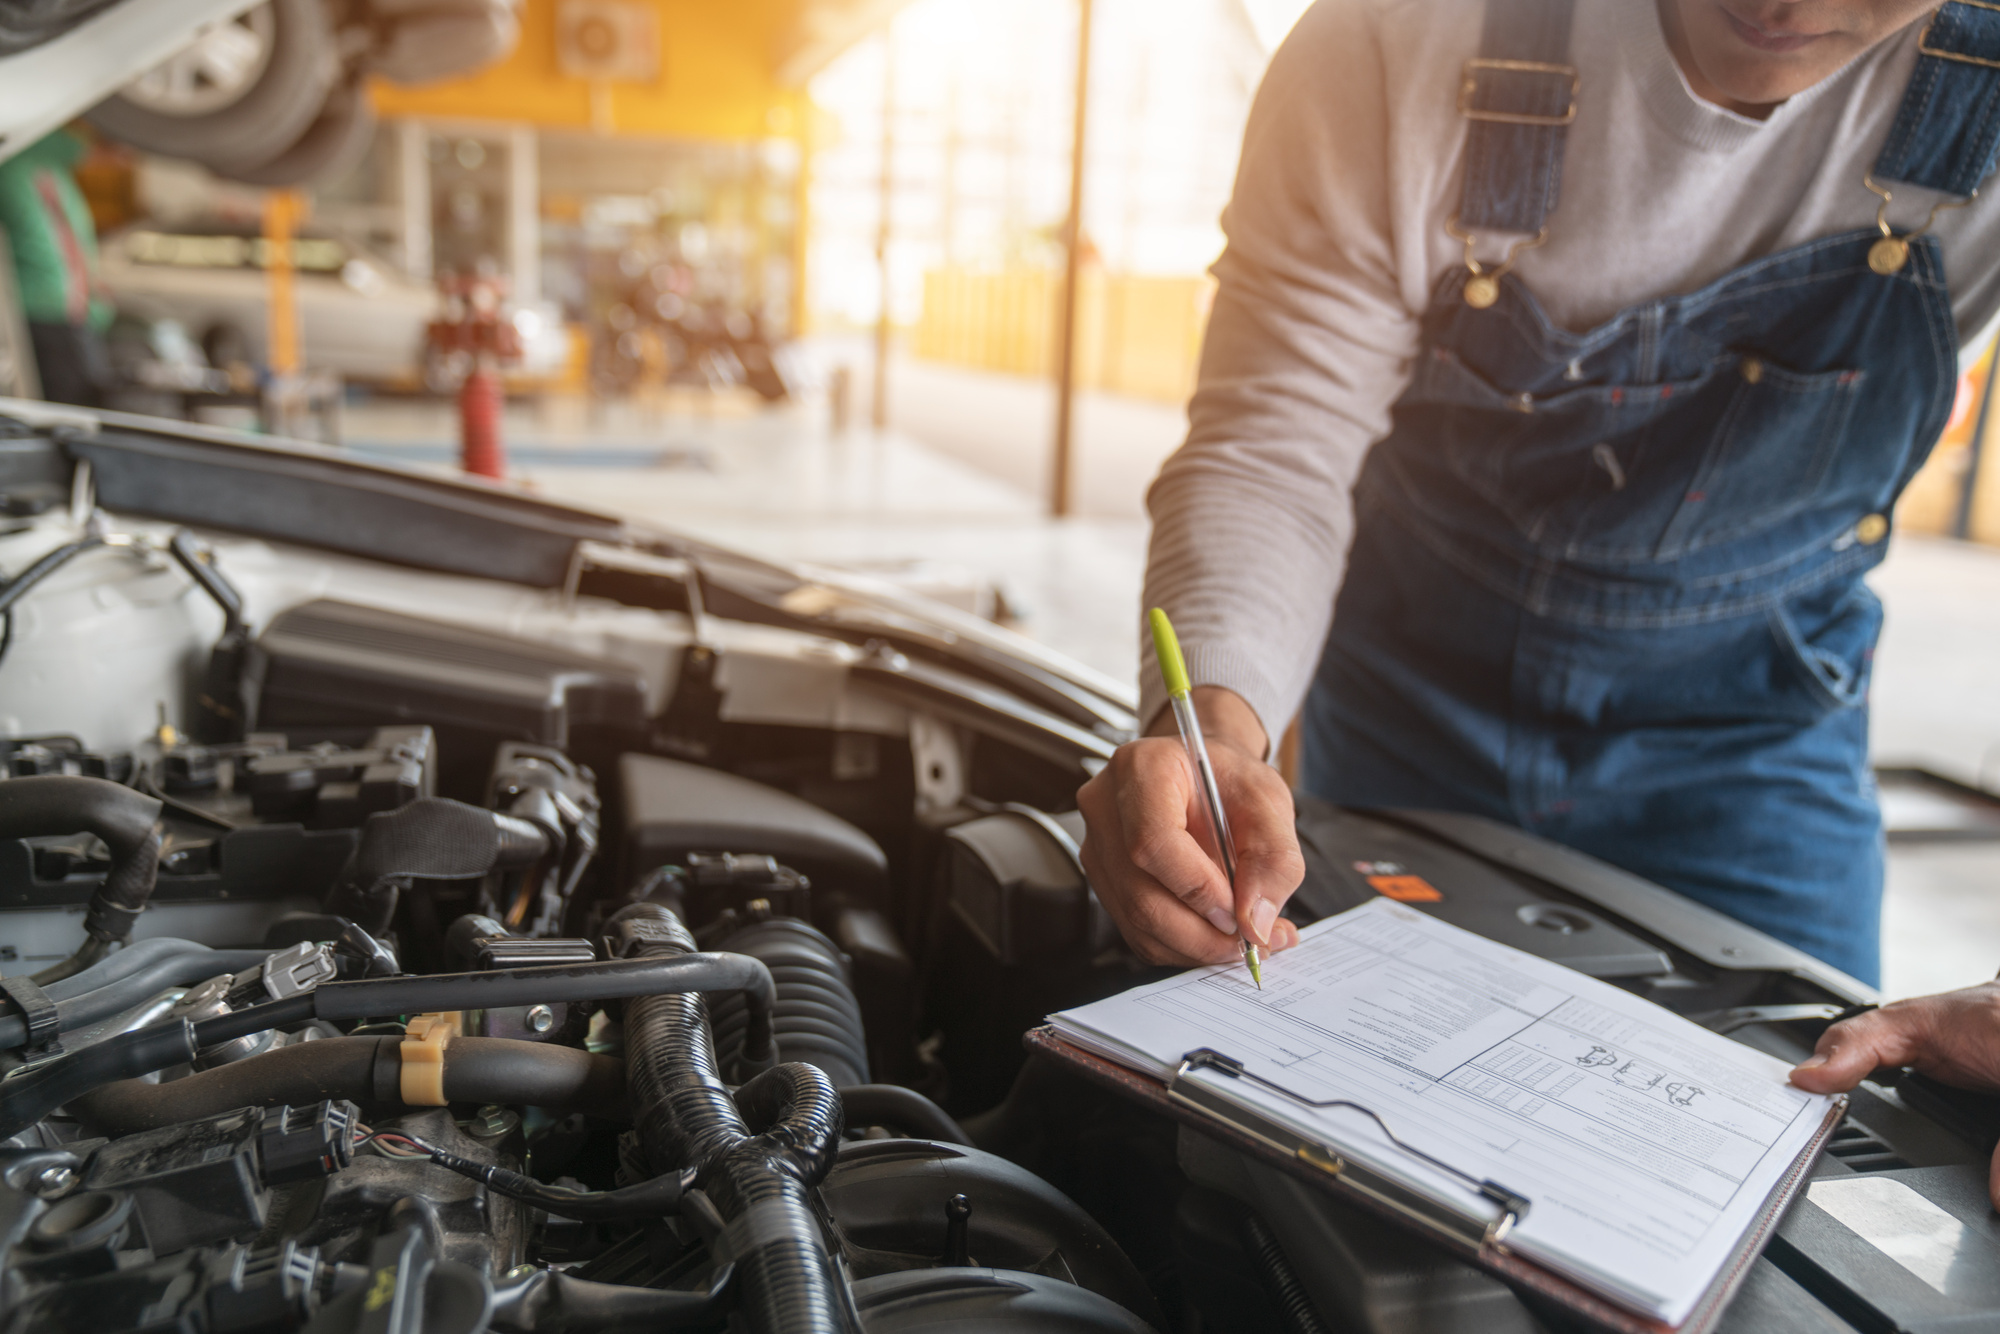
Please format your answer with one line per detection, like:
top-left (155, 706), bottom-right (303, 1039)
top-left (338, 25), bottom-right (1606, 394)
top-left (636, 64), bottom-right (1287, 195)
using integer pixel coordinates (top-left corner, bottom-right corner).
top-left (1370, 473), bottom-right (1884, 627)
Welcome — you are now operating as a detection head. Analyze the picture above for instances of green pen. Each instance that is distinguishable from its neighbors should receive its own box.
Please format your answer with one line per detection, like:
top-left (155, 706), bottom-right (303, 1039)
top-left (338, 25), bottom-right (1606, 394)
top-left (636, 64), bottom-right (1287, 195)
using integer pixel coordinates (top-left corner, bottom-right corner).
top-left (1148, 608), bottom-right (1263, 988)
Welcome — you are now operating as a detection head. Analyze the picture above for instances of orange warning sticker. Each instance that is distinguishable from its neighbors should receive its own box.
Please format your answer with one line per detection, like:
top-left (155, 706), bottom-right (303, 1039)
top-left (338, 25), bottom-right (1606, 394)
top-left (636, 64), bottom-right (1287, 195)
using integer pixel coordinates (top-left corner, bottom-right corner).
top-left (1367, 874), bottom-right (1443, 903)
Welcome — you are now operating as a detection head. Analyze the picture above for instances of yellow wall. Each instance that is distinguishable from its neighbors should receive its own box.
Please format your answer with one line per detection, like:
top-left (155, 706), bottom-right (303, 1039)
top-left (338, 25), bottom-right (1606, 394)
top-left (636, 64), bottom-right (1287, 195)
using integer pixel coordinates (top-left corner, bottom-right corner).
top-left (371, 0), bottom-right (802, 140)
top-left (915, 267), bottom-right (1213, 404)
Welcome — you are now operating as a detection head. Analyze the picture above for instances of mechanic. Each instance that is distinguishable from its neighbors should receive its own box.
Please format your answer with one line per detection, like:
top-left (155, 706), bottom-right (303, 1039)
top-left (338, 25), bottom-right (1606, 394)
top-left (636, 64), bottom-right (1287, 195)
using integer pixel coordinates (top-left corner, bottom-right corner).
top-left (1079, 0), bottom-right (2000, 989)
top-left (1794, 983), bottom-right (2000, 1205)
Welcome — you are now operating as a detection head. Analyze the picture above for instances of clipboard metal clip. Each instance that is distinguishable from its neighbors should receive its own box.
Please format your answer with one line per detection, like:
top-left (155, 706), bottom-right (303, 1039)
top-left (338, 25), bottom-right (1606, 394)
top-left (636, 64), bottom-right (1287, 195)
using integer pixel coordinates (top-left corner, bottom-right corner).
top-left (1173, 1048), bottom-right (1532, 1247)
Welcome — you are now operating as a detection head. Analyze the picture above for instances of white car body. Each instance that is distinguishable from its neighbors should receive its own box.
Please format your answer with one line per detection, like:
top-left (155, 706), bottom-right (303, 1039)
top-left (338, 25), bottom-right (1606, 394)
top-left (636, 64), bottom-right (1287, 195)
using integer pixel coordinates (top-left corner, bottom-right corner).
top-left (0, 0), bottom-right (261, 164)
top-left (99, 228), bottom-right (571, 383)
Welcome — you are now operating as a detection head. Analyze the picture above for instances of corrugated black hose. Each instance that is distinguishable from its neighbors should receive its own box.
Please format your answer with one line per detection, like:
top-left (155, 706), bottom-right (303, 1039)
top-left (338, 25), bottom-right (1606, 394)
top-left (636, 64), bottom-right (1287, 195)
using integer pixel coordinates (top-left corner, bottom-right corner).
top-left (1242, 1210), bottom-right (1332, 1334)
top-left (707, 918), bottom-right (870, 1089)
top-left (614, 903), bottom-right (846, 1334)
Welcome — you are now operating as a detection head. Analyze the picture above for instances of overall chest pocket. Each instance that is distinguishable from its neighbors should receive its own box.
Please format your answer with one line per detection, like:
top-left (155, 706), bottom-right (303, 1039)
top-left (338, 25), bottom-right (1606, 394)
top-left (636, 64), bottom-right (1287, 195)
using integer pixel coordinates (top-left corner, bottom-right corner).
top-left (1414, 347), bottom-right (1715, 551)
top-left (1410, 349), bottom-right (1860, 562)
top-left (1654, 359), bottom-right (1866, 559)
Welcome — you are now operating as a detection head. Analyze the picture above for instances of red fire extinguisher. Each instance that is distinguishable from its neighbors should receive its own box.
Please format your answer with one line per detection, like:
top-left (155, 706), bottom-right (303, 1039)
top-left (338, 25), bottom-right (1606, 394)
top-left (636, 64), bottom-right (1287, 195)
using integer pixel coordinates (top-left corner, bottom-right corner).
top-left (426, 269), bottom-right (523, 479)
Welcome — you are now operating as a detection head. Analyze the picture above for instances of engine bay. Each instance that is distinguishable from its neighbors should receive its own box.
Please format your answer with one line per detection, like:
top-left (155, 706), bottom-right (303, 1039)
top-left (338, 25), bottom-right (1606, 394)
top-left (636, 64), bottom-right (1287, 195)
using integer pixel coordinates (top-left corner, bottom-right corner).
top-left (5, 416), bottom-right (2000, 1334)
top-left (0, 697), bottom-right (1164, 1334)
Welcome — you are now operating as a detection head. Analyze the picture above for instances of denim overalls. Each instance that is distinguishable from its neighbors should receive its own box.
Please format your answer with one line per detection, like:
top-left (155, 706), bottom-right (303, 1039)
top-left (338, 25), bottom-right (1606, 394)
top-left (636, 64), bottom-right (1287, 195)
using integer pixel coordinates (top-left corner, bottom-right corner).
top-left (1300, 1), bottom-right (2000, 986)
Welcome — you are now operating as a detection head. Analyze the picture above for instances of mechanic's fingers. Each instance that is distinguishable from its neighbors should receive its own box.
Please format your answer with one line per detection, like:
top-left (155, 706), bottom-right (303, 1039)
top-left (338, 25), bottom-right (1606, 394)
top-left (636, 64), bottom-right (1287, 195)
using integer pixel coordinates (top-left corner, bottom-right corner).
top-left (1215, 752), bottom-right (1305, 950)
top-left (1079, 755), bottom-right (1237, 966)
top-left (1790, 1007), bottom-right (1930, 1093)
top-left (1123, 879), bottom-right (1245, 966)
top-left (1112, 742), bottom-right (1235, 934)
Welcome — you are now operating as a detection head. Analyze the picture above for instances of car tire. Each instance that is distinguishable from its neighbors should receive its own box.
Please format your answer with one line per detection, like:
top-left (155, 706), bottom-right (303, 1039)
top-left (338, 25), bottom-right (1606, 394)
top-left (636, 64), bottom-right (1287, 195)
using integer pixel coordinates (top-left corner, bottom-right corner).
top-left (225, 76), bottom-right (376, 188)
top-left (86, 0), bottom-right (339, 174)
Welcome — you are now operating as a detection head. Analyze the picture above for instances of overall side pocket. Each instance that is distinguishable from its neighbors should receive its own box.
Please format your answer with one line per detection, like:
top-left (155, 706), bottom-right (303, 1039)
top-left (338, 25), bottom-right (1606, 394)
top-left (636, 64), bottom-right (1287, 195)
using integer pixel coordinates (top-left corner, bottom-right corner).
top-left (1768, 581), bottom-right (1883, 715)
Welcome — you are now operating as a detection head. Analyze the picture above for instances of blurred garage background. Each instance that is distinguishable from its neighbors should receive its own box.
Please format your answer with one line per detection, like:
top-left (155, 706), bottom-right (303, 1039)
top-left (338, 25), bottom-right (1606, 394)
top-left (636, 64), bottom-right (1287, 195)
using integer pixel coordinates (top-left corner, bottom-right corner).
top-left (4, 0), bottom-right (2000, 1001)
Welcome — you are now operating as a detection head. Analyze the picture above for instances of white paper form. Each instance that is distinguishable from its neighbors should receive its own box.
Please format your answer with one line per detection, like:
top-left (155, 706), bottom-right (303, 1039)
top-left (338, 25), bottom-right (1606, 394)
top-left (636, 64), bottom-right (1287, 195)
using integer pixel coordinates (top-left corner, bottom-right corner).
top-left (1050, 898), bottom-right (1837, 1325)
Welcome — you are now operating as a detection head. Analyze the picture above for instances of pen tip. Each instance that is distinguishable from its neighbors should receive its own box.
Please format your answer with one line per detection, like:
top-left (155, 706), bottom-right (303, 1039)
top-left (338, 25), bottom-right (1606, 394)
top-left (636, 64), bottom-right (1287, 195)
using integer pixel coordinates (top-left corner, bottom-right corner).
top-left (1246, 942), bottom-right (1263, 990)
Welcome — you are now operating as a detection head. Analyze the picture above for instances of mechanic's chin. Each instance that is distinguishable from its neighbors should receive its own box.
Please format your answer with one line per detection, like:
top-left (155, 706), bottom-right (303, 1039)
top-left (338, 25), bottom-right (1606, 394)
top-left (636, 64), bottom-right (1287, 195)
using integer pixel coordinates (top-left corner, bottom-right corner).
top-left (1673, 1), bottom-right (1853, 113)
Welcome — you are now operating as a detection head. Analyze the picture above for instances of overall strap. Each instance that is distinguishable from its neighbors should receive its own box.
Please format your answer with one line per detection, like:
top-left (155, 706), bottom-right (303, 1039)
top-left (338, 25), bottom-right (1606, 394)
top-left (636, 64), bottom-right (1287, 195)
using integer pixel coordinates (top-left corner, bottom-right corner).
top-left (1875, 2), bottom-right (2000, 197)
top-left (1457, 0), bottom-right (1579, 235)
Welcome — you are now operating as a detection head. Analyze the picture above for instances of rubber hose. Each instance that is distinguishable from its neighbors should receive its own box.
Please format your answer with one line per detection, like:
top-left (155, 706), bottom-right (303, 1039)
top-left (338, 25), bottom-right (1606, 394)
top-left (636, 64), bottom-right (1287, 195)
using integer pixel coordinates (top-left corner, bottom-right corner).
top-left (492, 814), bottom-right (548, 866)
top-left (28, 937), bottom-right (112, 987)
top-left (311, 952), bottom-right (775, 1035)
top-left (620, 903), bottom-right (844, 1334)
top-left (708, 919), bottom-right (869, 1090)
top-left (68, 1035), bottom-right (629, 1135)
top-left (0, 951), bottom-right (775, 1138)
top-left (0, 775), bottom-right (165, 983)
top-left (325, 799), bottom-right (551, 934)
top-left (492, 1268), bottom-right (731, 1333)
top-left (837, 1085), bottom-right (968, 1144)
top-left (729, 1062), bottom-right (846, 1189)
top-left (0, 946), bottom-right (268, 1051)
top-left (0, 536), bottom-right (105, 616)
top-left (1242, 1210), bottom-right (1332, 1334)
top-left (42, 937), bottom-right (216, 1001)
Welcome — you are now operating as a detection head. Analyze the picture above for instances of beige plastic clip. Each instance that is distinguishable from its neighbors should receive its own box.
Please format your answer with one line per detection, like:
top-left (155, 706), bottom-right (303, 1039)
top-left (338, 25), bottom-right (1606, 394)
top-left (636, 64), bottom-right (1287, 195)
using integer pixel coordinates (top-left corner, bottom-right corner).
top-left (400, 1011), bottom-right (463, 1106)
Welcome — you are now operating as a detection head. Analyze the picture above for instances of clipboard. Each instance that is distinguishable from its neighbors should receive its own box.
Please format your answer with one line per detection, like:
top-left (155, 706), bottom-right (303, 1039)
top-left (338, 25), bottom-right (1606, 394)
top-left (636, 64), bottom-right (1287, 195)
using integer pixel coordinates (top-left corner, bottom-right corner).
top-left (1026, 1024), bottom-right (1847, 1334)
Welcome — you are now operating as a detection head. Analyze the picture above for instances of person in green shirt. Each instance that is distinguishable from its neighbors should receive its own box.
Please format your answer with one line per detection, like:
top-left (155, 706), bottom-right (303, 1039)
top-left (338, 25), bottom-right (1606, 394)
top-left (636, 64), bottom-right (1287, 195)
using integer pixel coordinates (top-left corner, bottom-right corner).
top-left (0, 129), bottom-right (114, 406)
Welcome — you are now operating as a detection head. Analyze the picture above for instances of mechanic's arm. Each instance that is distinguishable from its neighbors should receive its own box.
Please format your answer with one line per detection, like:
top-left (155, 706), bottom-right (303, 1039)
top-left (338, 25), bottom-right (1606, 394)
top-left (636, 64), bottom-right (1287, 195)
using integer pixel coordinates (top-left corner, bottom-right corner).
top-left (1079, 5), bottom-right (1423, 966)
top-left (1791, 983), bottom-right (2000, 1206)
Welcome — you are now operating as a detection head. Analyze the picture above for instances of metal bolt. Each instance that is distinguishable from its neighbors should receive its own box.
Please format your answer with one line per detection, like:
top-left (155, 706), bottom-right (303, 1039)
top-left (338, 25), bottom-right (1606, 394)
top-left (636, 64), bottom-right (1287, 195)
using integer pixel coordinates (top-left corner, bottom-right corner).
top-left (33, 1165), bottom-right (76, 1198)
top-left (526, 1005), bottom-right (555, 1035)
top-left (475, 1104), bottom-right (521, 1139)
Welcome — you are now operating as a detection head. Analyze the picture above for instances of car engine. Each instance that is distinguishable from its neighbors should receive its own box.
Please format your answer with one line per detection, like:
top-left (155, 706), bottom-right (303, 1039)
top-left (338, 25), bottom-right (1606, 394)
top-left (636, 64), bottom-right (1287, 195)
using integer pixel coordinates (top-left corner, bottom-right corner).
top-left (9, 415), bottom-right (1992, 1334)
top-left (0, 718), bottom-right (1173, 1334)
top-left (0, 412), bottom-right (1179, 1334)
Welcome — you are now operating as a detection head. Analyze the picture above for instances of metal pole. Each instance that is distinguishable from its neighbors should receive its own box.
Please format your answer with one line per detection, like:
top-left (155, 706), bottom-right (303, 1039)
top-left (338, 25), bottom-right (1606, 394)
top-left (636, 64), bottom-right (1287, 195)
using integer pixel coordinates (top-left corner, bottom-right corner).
top-left (1050, 0), bottom-right (1095, 518)
top-left (0, 231), bottom-right (42, 400)
top-left (507, 124), bottom-right (540, 309)
top-left (790, 95), bottom-right (814, 341)
top-left (1954, 338), bottom-right (2000, 540)
top-left (396, 119), bottom-right (433, 283)
top-left (871, 32), bottom-right (896, 433)
top-left (263, 190), bottom-right (302, 377)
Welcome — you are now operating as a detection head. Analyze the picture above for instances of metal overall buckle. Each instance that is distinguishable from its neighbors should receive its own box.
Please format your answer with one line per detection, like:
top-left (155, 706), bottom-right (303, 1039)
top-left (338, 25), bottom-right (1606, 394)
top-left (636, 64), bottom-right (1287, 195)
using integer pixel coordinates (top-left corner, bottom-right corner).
top-left (1862, 174), bottom-right (1977, 274)
top-left (1919, 1), bottom-right (2000, 69)
top-left (1457, 58), bottom-right (1581, 126)
top-left (1444, 217), bottom-right (1550, 310)
top-left (1449, 58), bottom-right (1576, 308)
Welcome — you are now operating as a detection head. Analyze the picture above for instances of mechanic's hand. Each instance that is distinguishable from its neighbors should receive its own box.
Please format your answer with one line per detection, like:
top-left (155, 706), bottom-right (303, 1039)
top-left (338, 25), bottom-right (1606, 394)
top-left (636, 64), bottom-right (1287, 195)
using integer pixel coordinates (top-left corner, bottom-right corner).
top-left (1790, 983), bottom-right (2000, 1207)
top-left (1078, 686), bottom-right (1305, 967)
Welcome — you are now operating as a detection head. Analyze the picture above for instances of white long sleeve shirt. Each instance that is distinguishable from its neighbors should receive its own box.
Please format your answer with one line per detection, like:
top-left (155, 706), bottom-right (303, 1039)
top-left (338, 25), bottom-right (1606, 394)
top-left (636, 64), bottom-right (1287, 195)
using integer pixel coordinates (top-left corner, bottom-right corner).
top-left (1141, 0), bottom-right (2000, 738)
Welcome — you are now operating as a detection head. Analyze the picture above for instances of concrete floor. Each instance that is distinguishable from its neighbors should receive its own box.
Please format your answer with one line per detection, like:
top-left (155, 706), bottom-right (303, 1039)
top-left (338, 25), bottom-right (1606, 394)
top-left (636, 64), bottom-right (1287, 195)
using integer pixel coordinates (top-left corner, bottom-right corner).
top-left (340, 364), bottom-right (2000, 1001)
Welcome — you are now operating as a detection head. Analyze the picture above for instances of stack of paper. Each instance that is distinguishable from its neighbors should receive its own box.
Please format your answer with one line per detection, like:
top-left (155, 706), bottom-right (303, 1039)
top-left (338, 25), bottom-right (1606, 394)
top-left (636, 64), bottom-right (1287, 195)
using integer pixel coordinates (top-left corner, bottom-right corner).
top-left (1050, 898), bottom-right (1838, 1326)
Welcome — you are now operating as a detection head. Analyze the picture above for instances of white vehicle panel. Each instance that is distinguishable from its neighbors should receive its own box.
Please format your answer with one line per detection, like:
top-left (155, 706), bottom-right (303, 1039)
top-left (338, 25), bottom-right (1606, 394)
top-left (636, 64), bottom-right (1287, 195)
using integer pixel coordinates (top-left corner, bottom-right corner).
top-left (0, 0), bottom-right (262, 163)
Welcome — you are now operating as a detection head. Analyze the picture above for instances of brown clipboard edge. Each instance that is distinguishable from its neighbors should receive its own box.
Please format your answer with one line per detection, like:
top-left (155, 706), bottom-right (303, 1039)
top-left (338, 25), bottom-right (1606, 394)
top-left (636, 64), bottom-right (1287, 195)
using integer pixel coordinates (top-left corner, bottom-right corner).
top-left (1025, 1025), bottom-right (1849, 1334)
